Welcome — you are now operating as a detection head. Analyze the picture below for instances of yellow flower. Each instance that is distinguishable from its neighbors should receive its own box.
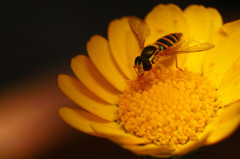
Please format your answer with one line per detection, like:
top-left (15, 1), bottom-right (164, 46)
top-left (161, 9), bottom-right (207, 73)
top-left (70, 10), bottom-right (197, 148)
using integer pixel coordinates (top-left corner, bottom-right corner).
top-left (58, 4), bottom-right (240, 158)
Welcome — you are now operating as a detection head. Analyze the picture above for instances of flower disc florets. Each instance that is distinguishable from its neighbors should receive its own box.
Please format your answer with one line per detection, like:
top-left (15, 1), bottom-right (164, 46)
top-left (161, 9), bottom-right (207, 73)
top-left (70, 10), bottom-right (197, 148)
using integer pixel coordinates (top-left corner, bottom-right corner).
top-left (118, 66), bottom-right (221, 146)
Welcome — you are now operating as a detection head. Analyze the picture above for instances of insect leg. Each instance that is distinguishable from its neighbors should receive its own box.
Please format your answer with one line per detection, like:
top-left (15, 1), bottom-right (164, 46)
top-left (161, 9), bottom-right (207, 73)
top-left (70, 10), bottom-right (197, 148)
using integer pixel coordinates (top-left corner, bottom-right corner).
top-left (174, 56), bottom-right (183, 71)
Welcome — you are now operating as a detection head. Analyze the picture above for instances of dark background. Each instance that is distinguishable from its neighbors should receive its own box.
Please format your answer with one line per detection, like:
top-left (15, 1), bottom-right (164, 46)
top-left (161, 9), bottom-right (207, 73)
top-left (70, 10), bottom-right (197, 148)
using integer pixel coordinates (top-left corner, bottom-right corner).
top-left (1, 0), bottom-right (240, 90)
top-left (0, 0), bottom-right (240, 159)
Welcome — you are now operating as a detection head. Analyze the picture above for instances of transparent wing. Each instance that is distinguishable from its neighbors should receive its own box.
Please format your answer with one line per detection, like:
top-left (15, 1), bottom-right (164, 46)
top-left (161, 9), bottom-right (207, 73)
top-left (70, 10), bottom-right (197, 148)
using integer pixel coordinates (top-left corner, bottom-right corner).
top-left (128, 16), bottom-right (151, 49)
top-left (162, 39), bottom-right (215, 56)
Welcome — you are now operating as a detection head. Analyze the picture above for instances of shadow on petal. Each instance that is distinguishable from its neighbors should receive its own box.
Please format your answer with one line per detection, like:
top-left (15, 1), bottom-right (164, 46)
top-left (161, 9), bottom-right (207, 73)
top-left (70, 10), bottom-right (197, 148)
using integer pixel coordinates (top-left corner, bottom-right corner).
top-left (204, 101), bottom-right (240, 145)
top-left (91, 124), bottom-right (145, 145)
top-left (122, 143), bottom-right (175, 156)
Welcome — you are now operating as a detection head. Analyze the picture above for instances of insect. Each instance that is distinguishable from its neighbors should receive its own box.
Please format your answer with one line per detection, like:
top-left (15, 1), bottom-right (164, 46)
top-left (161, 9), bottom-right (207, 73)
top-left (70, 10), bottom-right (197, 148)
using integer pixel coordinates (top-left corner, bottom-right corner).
top-left (129, 16), bottom-right (215, 78)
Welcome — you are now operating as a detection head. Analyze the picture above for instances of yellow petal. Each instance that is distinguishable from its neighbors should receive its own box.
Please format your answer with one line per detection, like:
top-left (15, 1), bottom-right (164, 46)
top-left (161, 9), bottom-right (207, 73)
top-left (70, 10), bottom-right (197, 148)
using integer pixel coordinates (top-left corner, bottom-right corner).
top-left (87, 35), bottom-right (127, 91)
top-left (58, 74), bottom-right (117, 121)
top-left (183, 5), bottom-right (223, 73)
top-left (59, 107), bottom-right (107, 137)
top-left (145, 3), bottom-right (188, 45)
top-left (108, 18), bottom-right (138, 80)
top-left (71, 55), bottom-right (120, 104)
top-left (204, 101), bottom-right (240, 145)
top-left (91, 123), bottom-right (145, 145)
top-left (217, 56), bottom-right (240, 105)
top-left (184, 5), bottom-right (222, 40)
top-left (203, 20), bottom-right (240, 88)
top-left (122, 144), bottom-right (175, 156)
top-left (207, 7), bottom-right (223, 38)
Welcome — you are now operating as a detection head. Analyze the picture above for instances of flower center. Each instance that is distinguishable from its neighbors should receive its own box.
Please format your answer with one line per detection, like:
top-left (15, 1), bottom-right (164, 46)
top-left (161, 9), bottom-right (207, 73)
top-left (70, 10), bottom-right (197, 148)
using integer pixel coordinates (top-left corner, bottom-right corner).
top-left (117, 66), bottom-right (221, 145)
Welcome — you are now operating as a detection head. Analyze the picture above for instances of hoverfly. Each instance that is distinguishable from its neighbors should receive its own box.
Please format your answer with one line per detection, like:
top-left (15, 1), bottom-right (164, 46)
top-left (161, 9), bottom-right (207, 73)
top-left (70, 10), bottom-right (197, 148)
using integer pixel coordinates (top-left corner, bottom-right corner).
top-left (129, 16), bottom-right (215, 78)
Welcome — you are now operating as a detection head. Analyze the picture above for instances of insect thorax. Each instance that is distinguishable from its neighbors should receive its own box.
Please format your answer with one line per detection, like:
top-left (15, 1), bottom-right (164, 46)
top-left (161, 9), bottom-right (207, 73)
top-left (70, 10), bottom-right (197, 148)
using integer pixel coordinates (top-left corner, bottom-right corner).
top-left (141, 45), bottom-right (157, 57)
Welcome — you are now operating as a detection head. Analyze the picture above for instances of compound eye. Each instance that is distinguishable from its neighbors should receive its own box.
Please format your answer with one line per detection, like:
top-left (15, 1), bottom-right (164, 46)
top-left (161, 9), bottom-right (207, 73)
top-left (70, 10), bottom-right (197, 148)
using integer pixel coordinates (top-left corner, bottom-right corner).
top-left (134, 56), bottom-right (142, 65)
top-left (142, 57), bottom-right (152, 71)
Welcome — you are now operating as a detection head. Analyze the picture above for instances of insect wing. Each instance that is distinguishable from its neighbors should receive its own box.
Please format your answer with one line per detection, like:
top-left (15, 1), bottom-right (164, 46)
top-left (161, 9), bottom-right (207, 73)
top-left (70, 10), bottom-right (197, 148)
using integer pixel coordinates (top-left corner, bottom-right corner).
top-left (164, 39), bottom-right (215, 55)
top-left (128, 16), bottom-right (151, 49)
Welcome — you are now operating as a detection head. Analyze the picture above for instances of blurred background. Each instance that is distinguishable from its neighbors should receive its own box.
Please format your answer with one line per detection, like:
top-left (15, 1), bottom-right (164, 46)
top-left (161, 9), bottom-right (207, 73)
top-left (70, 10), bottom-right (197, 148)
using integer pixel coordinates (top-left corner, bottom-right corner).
top-left (0, 0), bottom-right (239, 159)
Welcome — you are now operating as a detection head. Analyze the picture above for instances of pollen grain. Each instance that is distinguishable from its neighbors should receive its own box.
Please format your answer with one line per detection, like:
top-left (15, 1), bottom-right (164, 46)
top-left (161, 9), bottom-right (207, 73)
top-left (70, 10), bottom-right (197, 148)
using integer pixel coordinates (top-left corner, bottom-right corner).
top-left (117, 67), bottom-right (221, 145)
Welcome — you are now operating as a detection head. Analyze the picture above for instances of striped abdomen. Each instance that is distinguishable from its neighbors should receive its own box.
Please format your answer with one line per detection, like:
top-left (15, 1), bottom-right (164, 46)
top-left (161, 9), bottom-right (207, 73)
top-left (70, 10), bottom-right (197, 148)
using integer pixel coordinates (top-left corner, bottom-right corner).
top-left (140, 33), bottom-right (182, 64)
top-left (155, 33), bottom-right (182, 51)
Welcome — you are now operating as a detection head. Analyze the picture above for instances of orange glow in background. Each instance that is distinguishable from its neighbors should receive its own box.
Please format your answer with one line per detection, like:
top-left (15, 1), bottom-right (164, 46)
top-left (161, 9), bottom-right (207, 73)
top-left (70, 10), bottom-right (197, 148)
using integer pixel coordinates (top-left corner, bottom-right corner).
top-left (0, 1), bottom-right (239, 159)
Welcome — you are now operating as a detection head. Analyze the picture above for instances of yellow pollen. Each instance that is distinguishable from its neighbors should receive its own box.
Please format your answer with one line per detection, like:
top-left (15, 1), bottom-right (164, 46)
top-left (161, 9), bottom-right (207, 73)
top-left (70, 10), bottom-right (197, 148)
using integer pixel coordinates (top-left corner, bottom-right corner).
top-left (117, 67), bottom-right (221, 146)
